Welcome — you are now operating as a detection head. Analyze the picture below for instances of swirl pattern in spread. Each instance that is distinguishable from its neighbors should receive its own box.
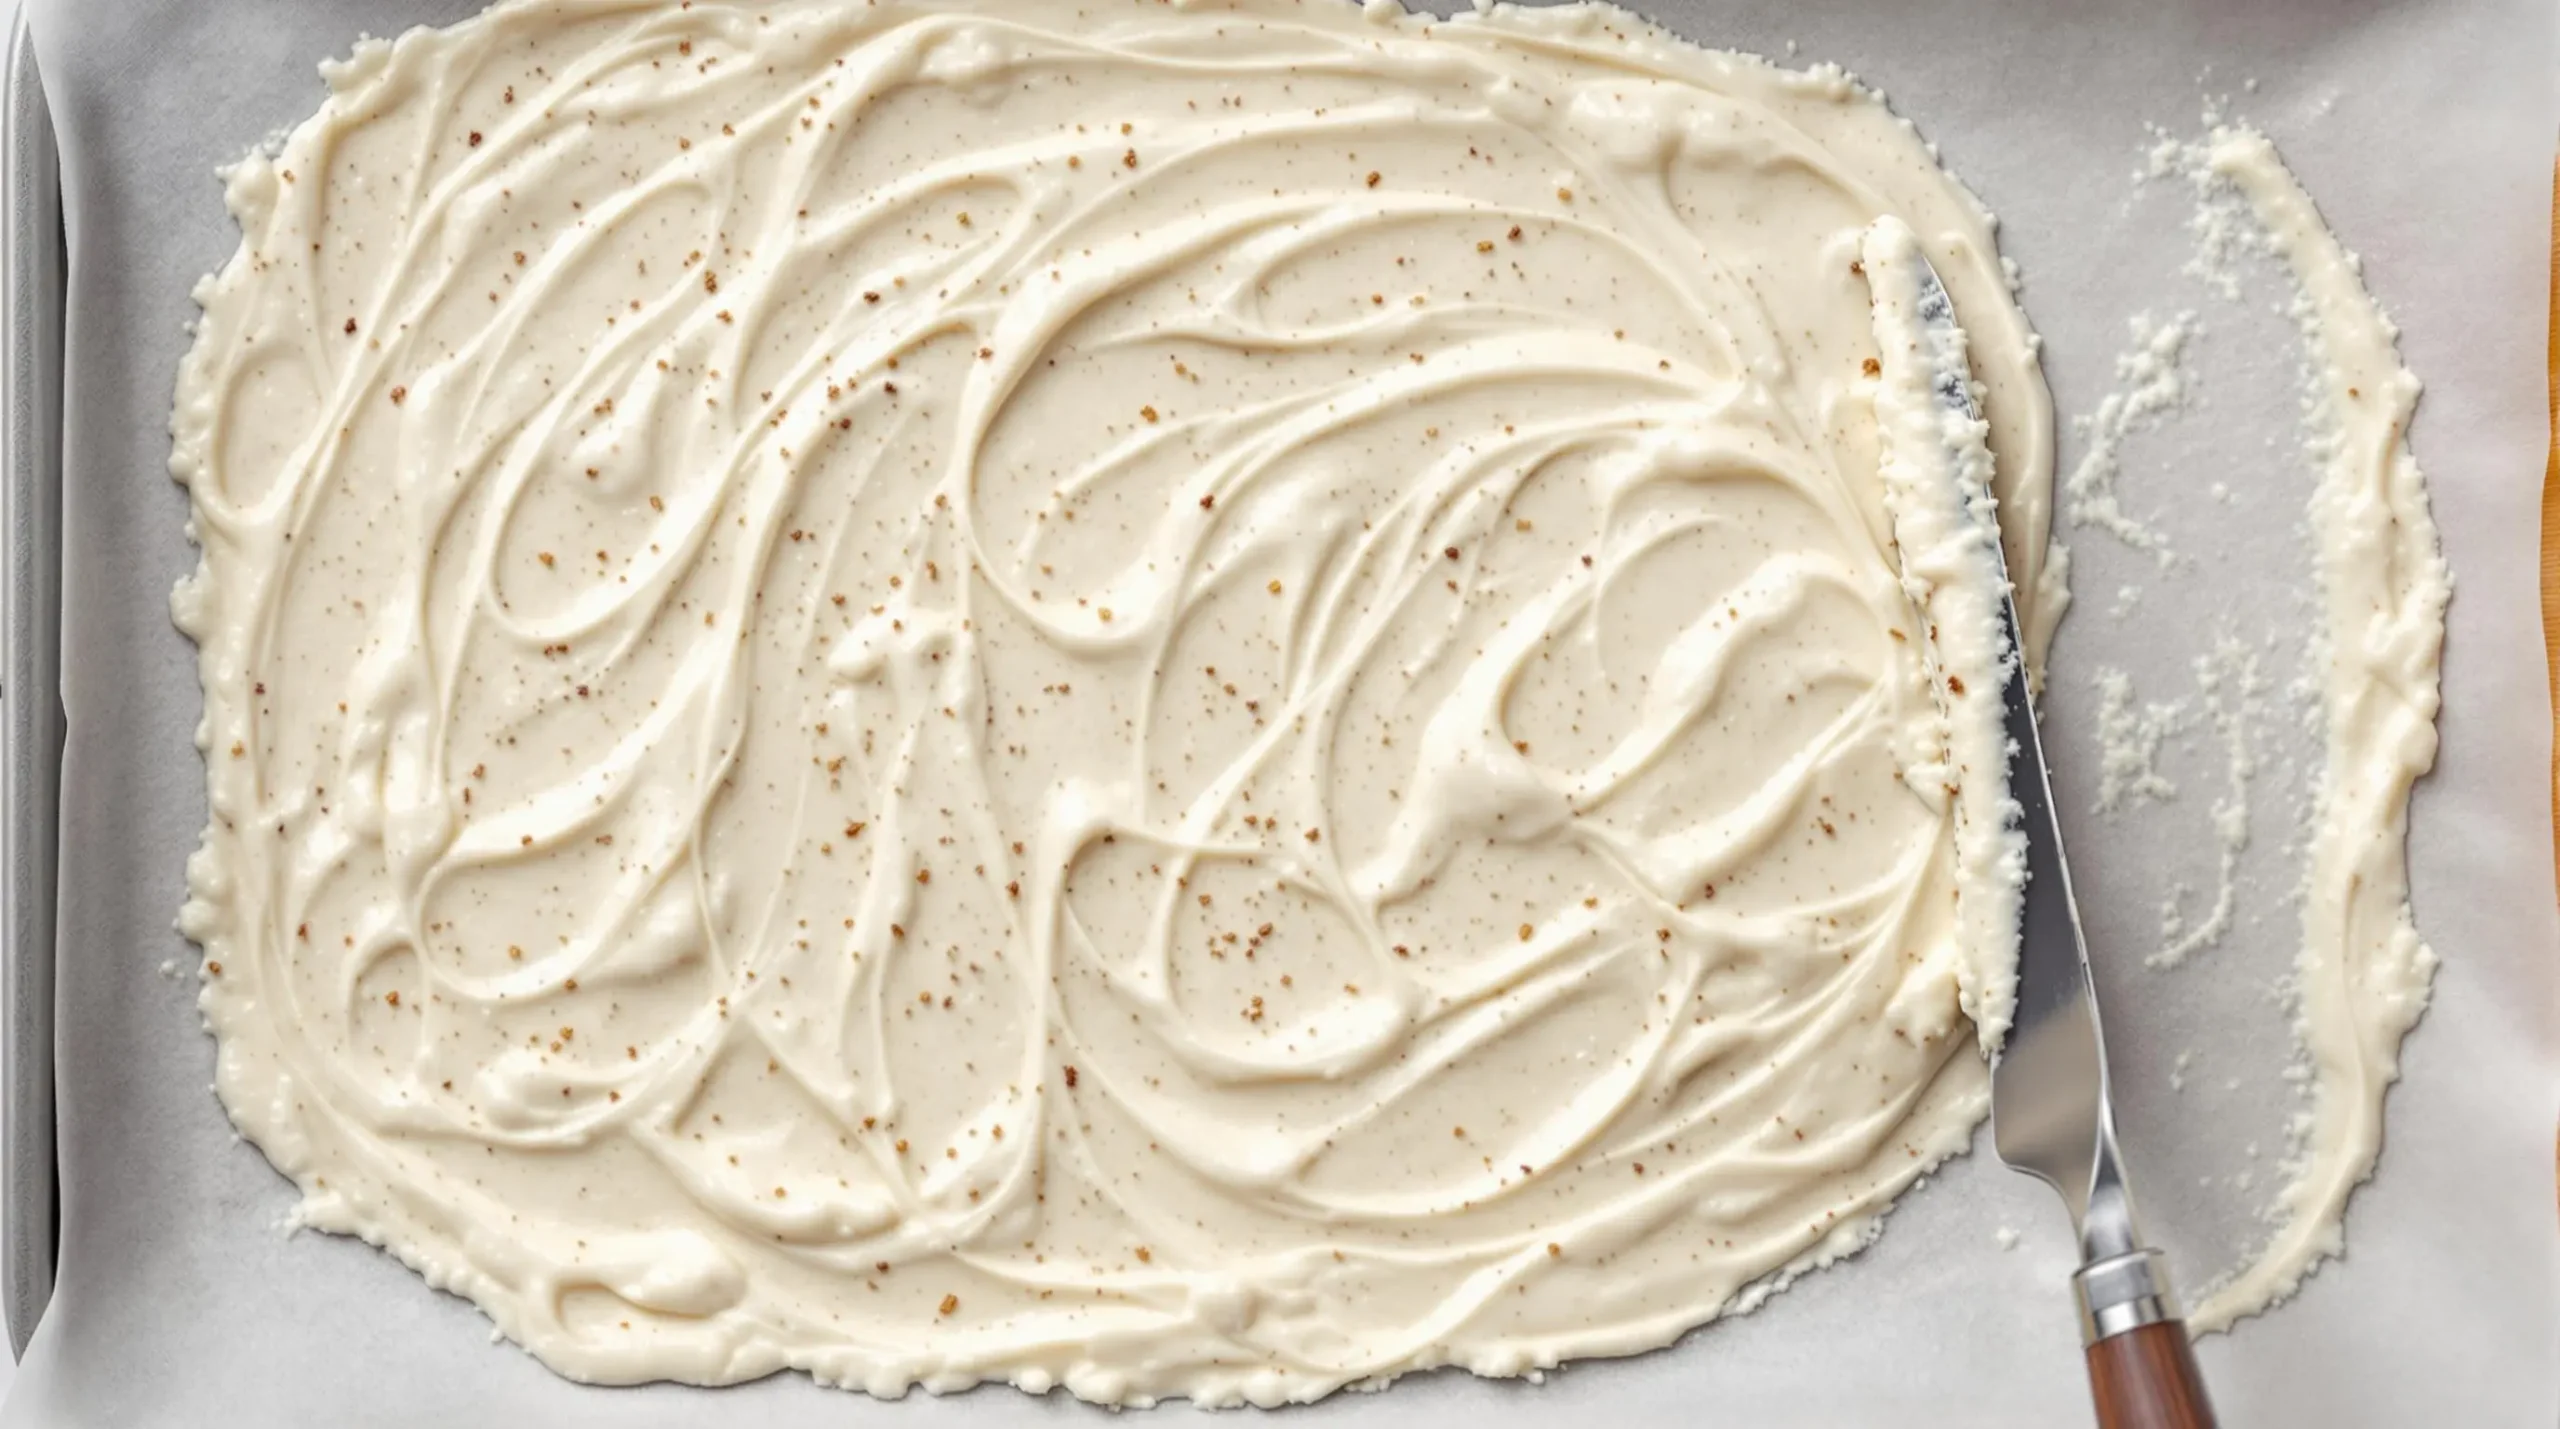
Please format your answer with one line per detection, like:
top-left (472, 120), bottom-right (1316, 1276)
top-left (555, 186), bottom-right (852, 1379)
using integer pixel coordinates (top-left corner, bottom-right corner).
top-left (171, 0), bottom-right (2056, 1403)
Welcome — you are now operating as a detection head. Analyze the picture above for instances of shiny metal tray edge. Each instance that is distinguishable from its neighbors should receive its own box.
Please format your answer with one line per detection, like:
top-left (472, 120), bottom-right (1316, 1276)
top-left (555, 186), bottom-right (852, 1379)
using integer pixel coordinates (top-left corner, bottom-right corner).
top-left (1, 6), bottom-right (62, 1364)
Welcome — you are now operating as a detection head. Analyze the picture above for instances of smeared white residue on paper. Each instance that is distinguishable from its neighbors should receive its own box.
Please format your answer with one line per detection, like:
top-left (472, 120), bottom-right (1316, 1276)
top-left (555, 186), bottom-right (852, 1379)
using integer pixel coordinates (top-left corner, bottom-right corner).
top-left (2083, 635), bottom-right (2266, 970)
top-left (2090, 667), bottom-right (2182, 811)
top-left (2142, 108), bottom-right (2271, 302)
top-left (2061, 312), bottom-right (2197, 564)
top-left (2130, 120), bottom-right (2450, 1335)
top-left (2151, 636), bottom-right (2267, 969)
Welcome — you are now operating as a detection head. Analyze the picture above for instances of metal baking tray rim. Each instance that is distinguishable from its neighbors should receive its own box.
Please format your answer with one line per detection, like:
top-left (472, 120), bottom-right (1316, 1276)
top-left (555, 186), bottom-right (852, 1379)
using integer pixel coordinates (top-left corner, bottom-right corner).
top-left (1, 5), bottom-right (63, 1365)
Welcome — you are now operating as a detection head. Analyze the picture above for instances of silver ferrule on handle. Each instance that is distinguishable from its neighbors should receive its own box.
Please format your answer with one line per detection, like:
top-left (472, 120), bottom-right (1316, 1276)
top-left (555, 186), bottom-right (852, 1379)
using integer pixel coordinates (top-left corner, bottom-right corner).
top-left (2073, 1247), bottom-right (2181, 1345)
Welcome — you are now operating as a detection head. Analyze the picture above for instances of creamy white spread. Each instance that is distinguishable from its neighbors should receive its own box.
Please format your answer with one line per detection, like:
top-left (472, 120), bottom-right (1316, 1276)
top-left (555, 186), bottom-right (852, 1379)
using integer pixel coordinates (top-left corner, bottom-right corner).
top-left (172, 0), bottom-right (2072, 1405)
top-left (1858, 216), bottom-right (2028, 1048)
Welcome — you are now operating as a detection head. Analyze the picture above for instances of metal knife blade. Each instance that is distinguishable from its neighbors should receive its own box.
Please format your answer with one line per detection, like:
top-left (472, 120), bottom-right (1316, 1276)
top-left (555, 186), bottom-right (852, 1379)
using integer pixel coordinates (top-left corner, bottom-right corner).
top-left (1861, 218), bottom-right (2216, 1426)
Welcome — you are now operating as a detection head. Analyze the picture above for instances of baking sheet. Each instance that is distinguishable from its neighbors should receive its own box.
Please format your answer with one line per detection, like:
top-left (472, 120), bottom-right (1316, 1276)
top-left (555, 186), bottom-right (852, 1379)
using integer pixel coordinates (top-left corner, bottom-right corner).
top-left (7, 0), bottom-right (2554, 1422)
top-left (0, 6), bottom-right (59, 1368)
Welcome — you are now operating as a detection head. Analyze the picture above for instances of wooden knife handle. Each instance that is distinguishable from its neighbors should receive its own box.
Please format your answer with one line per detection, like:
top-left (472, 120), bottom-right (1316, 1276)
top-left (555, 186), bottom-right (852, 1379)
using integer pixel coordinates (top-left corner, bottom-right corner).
top-left (2085, 1320), bottom-right (2217, 1429)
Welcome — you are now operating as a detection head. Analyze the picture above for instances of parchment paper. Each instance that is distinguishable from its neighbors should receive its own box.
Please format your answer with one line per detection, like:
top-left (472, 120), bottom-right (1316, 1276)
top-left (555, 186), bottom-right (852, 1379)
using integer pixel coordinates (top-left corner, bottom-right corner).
top-left (8, 0), bottom-right (2555, 1423)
